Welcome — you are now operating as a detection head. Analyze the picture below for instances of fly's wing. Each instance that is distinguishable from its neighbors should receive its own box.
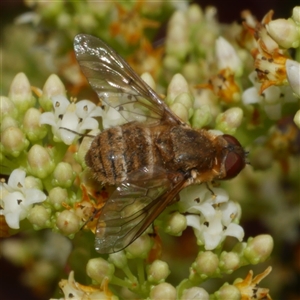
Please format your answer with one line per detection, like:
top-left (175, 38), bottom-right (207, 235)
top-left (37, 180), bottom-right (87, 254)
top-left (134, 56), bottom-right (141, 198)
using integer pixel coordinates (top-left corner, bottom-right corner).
top-left (74, 34), bottom-right (183, 125)
top-left (95, 167), bottom-right (186, 254)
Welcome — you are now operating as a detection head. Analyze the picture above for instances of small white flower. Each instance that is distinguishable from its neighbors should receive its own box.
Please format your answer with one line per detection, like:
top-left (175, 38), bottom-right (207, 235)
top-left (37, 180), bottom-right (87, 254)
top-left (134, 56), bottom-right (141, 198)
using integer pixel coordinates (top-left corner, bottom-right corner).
top-left (0, 169), bottom-right (47, 229)
top-left (40, 95), bottom-right (103, 145)
top-left (179, 185), bottom-right (244, 250)
top-left (186, 201), bottom-right (244, 250)
top-left (242, 71), bottom-right (297, 120)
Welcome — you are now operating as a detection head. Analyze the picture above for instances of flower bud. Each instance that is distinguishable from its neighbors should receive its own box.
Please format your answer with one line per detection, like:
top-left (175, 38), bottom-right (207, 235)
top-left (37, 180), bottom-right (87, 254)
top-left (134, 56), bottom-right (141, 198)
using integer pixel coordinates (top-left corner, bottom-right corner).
top-left (187, 4), bottom-right (203, 24)
top-left (141, 72), bottom-right (156, 90)
top-left (24, 175), bottom-right (43, 190)
top-left (244, 234), bottom-right (273, 264)
top-left (147, 260), bottom-right (170, 283)
top-left (40, 74), bottom-right (66, 111)
top-left (166, 12), bottom-right (189, 60)
top-left (52, 162), bottom-right (75, 188)
top-left (56, 210), bottom-right (81, 235)
top-left (192, 251), bottom-right (219, 278)
top-left (108, 251), bottom-right (128, 269)
top-left (219, 251), bottom-right (240, 273)
top-left (167, 74), bottom-right (190, 104)
top-left (125, 234), bottom-right (153, 259)
top-left (294, 110), bottom-right (300, 129)
top-left (215, 107), bottom-right (243, 135)
top-left (48, 187), bottom-right (68, 210)
top-left (27, 205), bottom-right (51, 228)
top-left (23, 108), bottom-right (47, 141)
top-left (286, 59), bottom-right (300, 98)
top-left (191, 106), bottom-right (212, 128)
top-left (170, 102), bottom-right (189, 122)
top-left (8, 73), bottom-right (35, 112)
top-left (150, 282), bottom-right (176, 300)
top-left (267, 18), bottom-right (299, 48)
top-left (27, 145), bottom-right (55, 178)
top-left (1, 116), bottom-right (18, 132)
top-left (181, 287), bottom-right (209, 300)
top-left (1, 126), bottom-right (29, 157)
top-left (0, 96), bottom-right (17, 120)
top-left (86, 257), bottom-right (115, 284)
top-left (216, 37), bottom-right (242, 75)
top-left (163, 212), bottom-right (187, 236)
top-left (214, 284), bottom-right (241, 300)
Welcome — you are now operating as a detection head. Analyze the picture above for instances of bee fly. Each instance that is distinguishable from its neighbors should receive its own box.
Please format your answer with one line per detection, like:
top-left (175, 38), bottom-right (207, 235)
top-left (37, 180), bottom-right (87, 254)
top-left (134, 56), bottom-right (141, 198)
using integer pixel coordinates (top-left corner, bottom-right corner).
top-left (74, 34), bottom-right (247, 254)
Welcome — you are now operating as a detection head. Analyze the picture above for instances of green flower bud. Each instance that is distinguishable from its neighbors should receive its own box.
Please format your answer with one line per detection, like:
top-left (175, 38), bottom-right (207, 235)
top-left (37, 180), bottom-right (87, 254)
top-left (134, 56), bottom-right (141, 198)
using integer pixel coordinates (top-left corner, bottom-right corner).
top-left (40, 74), bottom-right (66, 111)
top-left (48, 187), bottom-right (68, 210)
top-left (150, 282), bottom-right (176, 300)
top-left (1, 126), bottom-right (29, 157)
top-left (27, 205), bottom-right (51, 228)
top-left (294, 110), bottom-right (300, 129)
top-left (219, 251), bottom-right (240, 273)
top-left (166, 12), bottom-right (189, 60)
top-left (24, 175), bottom-right (43, 190)
top-left (170, 102), bottom-right (189, 122)
top-left (191, 106), bottom-right (212, 128)
top-left (52, 162), bottom-right (75, 188)
top-left (108, 251), bottom-right (128, 269)
top-left (0, 96), bottom-right (17, 121)
top-left (56, 210), bottom-right (81, 235)
top-left (244, 234), bottom-right (273, 264)
top-left (23, 108), bottom-right (47, 141)
top-left (266, 18), bottom-right (299, 48)
top-left (174, 93), bottom-right (193, 110)
top-left (27, 145), bottom-right (55, 178)
top-left (163, 212), bottom-right (187, 236)
top-left (141, 72), bottom-right (156, 90)
top-left (167, 74), bottom-right (190, 104)
top-left (181, 287), bottom-right (209, 300)
top-left (214, 284), bottom-right (240, 300)
top-left (187, 4), bottom-right (203, 24)
top-left (1, 116), bottom-right (19, 132)
top-left (147, 260), bottom-right (170, 283)
top-left (125, 234), bottom-right (153, 259)
top-left (86, 257), bottom-right (115, 284)
top-left (8, 73), bottom-right (35, 112)
top-left (215, 107), bottom-right (243, 135)
top-left (192, 251), bottom-right (219, 278)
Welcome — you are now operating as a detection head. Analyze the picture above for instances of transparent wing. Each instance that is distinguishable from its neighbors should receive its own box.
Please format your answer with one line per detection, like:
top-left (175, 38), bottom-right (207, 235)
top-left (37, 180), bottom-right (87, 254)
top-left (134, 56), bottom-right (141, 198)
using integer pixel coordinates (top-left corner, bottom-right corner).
top-left (95, 168), bottom-right (186, 253)
top-left (74, 34), bottom-right (183, 125)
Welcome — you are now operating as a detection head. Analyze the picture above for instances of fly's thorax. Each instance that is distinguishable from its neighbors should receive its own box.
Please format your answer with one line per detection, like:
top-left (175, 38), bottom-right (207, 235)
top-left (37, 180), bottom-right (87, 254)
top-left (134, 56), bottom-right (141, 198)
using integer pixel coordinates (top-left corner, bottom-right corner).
top-left (156, 126), bottom-right (218, 174)
top-left (85, 123), bottom-right (161, 185)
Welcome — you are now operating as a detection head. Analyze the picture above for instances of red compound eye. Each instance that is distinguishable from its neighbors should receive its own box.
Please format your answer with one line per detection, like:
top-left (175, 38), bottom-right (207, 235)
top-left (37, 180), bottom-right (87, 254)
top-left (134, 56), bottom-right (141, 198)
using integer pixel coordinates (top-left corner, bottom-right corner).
top-left (222, 134), bottom-right (246, 179)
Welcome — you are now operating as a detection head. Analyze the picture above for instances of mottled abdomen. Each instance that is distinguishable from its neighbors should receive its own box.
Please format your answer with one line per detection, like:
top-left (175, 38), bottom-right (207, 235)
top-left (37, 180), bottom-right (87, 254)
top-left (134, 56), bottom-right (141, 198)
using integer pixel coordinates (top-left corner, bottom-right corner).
top-left (85, 123), bottom-right (160, 185)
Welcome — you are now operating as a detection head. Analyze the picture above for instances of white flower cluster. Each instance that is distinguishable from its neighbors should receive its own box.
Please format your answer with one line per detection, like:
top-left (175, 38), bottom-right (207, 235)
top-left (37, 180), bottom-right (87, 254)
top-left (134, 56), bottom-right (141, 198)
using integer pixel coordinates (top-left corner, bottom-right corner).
top-left (178, 184), bottom-right (244, 250)
top-left (40, 95), bottom-right (103, 145)
top-left (0, 169), bottom-right (47, 229)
